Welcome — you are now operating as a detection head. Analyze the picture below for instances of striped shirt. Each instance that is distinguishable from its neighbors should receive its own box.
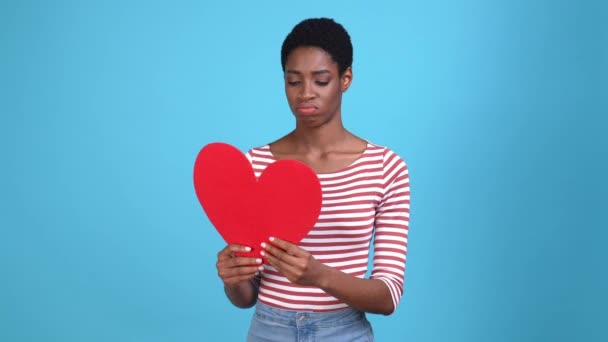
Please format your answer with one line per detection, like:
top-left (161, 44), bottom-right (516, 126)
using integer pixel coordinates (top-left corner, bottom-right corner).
top-left (246, 142), bottom-right (410, 313)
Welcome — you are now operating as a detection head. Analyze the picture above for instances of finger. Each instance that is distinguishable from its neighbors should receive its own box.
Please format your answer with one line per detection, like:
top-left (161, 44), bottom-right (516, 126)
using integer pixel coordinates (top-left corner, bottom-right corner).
top-left (261, 249), bottom-right (284, 271)
top-left (229, 257), bottom-right (263, 268)
top-left (217, 257), bottom-right (262, 270)
top-left (261, 242), bottom-right (297, 264)
top-left (268, 237), bottom-right (305, 257)
top-left (260, 244), bottom-right (300, 273)
top-left (262, 250), bottom-right (300, 279)
top-left (218, 244), bottom-right (252, 260)
top-left (219, 265), bottom-right (264, 279)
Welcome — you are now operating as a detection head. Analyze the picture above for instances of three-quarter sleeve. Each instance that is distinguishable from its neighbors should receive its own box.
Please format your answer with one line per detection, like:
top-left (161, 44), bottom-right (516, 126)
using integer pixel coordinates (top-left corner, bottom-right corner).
top-left (370, 148), bottom-right (411, 314)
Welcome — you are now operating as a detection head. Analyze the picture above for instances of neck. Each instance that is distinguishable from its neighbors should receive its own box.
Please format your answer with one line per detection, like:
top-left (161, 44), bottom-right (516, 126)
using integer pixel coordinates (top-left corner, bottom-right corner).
top-left (291, 115), bottom-right (350, 153)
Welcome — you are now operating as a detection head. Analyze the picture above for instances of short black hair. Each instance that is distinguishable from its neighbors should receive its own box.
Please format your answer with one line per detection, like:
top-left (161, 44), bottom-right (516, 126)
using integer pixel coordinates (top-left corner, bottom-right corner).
top-left (281, 18), bottom-right (353, 75)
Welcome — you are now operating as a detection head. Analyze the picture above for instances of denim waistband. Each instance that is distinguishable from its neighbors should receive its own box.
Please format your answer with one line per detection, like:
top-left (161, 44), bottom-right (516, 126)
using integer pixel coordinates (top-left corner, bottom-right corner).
top-left (254, 301), bottom-right (366, 328)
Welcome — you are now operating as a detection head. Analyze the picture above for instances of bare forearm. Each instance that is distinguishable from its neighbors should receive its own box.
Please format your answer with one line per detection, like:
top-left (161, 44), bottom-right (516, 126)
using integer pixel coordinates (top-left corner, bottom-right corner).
top-left (318, 265), bottom-right (394, 315)
top-left (224, 279), bottom-right (258, 308)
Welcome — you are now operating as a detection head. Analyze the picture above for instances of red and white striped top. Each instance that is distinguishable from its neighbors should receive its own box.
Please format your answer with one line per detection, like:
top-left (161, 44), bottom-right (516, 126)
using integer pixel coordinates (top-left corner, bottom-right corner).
top-left (246, 142), bottom-right (410, 313)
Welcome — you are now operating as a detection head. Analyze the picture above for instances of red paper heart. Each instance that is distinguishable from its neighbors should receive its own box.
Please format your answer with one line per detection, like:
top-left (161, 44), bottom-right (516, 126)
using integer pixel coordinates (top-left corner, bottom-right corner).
top-left (193, 142), bottom-right (322, 258)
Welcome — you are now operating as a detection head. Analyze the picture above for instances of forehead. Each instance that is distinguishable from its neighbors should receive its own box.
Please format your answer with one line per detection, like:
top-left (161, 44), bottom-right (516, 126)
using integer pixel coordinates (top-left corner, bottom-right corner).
top-left (285, 46), bottom-right (338, 73)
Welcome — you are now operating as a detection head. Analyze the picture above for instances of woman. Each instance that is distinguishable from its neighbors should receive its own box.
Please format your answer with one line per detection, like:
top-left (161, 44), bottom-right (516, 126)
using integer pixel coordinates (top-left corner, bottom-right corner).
top-left (216, 18), bottom-right (410, 341)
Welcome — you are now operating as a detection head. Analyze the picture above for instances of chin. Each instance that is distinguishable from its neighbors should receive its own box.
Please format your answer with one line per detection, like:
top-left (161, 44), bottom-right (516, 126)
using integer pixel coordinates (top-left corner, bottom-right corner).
top-left (296, 115), bottom-right (334, 129)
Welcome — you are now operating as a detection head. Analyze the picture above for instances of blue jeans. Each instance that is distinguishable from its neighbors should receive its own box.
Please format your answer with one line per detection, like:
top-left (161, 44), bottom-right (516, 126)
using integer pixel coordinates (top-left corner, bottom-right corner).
top-left (247, 302), bottom-right (374, 342)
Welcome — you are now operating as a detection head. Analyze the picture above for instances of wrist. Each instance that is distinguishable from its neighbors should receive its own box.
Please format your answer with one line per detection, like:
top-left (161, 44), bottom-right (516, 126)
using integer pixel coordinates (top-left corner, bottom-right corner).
top-left (315, 263), bottom-right (335, 289)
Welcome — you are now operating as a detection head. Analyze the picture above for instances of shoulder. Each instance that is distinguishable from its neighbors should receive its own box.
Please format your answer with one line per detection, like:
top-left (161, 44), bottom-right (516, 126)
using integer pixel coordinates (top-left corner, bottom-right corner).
top-left (365, 142), bottom-right (409, 187)
top-left (247, 144), bottom-right (271, 155)
top-left (365, 142), bottom-right (408, 166)
top-left (245, 145), bottom-right (273, 163)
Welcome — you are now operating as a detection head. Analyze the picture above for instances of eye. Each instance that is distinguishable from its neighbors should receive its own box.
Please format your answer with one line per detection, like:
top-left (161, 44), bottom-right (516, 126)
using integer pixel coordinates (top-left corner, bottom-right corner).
top-left (287, 80), bottom-right (301, 86)
top-left (315, 81), bottom-right (329, 86)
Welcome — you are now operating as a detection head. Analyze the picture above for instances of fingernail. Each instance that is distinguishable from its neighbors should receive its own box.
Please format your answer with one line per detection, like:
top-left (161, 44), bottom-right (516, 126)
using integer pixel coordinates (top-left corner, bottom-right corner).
top-left (269, 236), bottom-right (275, 242)
top-left (260, 250), bottom-right (265, 256)
top-left (255, 258), bottom-right (262, 264)
top-left (258, 266), bottom-right (264, 271)
top-left (244, 246), bottom-right (252, 252)
top-left (255, 272), bottom-right (260, 276)
top-left (261, 242), bottom-right (267, 248)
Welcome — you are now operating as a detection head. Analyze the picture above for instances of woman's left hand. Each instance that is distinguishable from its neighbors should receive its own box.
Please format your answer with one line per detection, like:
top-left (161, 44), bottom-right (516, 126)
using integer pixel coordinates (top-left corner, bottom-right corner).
top-left (260, 237), bottom-right (328, 287)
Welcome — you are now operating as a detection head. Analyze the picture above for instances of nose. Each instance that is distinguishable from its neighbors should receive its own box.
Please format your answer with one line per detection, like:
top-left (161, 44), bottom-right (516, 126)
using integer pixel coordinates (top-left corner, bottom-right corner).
top-left (298, 80), bottom-right (315, 101)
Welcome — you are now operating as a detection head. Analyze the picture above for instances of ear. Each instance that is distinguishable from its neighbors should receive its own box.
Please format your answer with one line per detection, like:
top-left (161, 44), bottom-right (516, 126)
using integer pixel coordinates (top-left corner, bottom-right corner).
top-left (341, 67), bottom-right (353, 93)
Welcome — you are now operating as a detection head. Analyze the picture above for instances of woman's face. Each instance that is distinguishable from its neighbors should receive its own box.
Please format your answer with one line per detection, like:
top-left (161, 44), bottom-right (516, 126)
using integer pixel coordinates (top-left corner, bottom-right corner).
top-left (283, 46), bottom-right (352, 128)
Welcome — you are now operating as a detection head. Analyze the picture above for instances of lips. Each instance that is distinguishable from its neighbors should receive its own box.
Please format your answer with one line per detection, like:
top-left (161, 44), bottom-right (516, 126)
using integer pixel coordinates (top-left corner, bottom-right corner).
top-left (296, 104), bottom-right (318, 116)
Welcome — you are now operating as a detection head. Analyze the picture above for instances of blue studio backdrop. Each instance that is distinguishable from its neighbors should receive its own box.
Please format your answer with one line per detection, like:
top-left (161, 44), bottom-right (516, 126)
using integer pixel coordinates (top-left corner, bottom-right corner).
top-left (1, 1), bottom-right (606, 341)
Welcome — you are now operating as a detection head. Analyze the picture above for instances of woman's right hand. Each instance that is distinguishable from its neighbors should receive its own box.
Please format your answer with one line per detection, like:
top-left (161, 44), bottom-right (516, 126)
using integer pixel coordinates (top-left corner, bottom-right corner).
top-left (216, 244), bottom-right (264, 287)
